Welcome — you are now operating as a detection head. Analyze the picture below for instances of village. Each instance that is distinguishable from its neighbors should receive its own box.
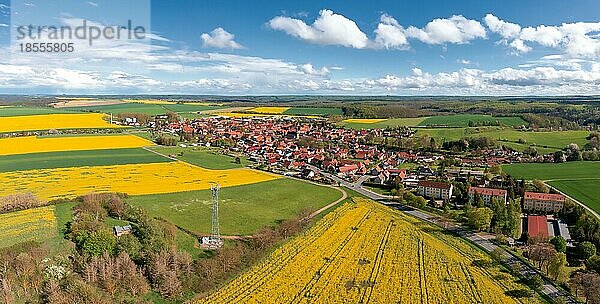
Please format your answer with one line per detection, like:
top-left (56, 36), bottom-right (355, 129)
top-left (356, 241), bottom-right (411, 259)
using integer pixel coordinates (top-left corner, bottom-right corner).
top-left (155, 115), bottom-right (573, 248)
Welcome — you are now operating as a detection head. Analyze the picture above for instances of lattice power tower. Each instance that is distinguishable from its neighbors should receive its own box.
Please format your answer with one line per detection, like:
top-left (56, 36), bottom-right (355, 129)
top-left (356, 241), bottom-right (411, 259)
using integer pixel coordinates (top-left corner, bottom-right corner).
top-left (202, 183), bottom-right (223, 249)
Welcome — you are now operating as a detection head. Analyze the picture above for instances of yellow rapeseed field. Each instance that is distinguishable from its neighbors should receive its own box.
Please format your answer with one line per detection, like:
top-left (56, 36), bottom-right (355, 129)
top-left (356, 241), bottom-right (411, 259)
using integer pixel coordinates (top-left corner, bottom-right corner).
top-left (0, 113), bottom-right (120, 133)
top-left (204, 198), bottom-right (538, 304)
top-left (343, 118), bottom-right (388, 124)
top-left (0, 135), bottom-right (153, 156)
top-left (0, 161), bottom-right (279, 201)
top-left (0, 206), bottom-right (56, 248)
top-left (248, 107), bottom-right (290, 114)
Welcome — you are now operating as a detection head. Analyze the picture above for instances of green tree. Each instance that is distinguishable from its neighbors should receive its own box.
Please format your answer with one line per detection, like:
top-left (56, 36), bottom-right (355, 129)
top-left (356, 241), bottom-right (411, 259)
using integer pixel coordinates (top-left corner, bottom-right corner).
top-left (532, 180), bottom-right (549, 193)
top-left (467, 207), bottom-right (494, 231)
top-left (586, 255), bottom-right (600, 273)
top-left (505, 199), bottom-right (521, 238)
top-left (550, 236), bottom-right (567, 253)
top-left (81, 230), bottom-right (116, 257)
top-left (528, 274), bottom-right (544, 290)
top-left (548, 252), bottom-right (568, 281)
top-left (579, 241), bottom-right (597, 260)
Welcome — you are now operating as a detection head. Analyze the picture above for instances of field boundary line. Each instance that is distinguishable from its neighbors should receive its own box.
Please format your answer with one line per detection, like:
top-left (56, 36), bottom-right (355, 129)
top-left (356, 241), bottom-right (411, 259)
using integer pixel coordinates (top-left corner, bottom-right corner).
top-left (142, 146), bottom-right (178, 161)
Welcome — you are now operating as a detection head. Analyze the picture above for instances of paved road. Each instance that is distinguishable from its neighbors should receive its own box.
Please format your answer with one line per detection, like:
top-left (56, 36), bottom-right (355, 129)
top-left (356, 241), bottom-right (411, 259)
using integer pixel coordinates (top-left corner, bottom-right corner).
top-left (308, 165), bottom-right (578, 303)
top-left (307, 165), bottom-right (392, 200)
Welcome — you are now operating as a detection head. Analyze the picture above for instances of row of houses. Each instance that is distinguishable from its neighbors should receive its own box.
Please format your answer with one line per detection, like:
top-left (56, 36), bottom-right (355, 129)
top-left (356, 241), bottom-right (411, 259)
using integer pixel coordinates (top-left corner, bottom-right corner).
top-left (416, 182), bottom-right (565, 213)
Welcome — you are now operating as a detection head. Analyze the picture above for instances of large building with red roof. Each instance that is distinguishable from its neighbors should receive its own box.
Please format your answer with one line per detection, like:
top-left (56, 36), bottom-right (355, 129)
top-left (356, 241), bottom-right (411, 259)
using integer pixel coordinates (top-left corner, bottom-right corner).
top-left (523, 192), bottom-right (565, 213)
top-left (468, 186), bottom-right (507, 205)
top-left (527, 215), bottom-right (549, 240)
top-left (417, 180), bottom-right (453, 201)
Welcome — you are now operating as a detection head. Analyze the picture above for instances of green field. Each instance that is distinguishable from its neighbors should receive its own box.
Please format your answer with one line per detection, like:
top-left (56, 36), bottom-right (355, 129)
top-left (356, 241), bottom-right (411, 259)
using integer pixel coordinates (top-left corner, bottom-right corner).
top-left (340, 117), bottom-right (428, 129)
top-left (0, 148), bottom-right (172, 172)
top-left (417, 127), bottom-right (589, 153)
top-left (547, 180), bottom-right (600, 214)
top-left (503, 162), bottom-right (600, 214)
top-left (0, 106), bottom-right (73, 117)
top-left (148, 146), bottom-right (249, 169)
top-left (68, 103), bottom-right (224, 115)
top-left (127, 178), bottom-right (343, 236)
top-left (418, 114), bottom-right (528, 127)
top-left (503, 161), bottom-right (600, 181)
top-left (283, 107), bottom-right (342, 116)
top-left (68, 103), bottom-right (174, 115)
top-left (161, 104), bottom-right (225, 113)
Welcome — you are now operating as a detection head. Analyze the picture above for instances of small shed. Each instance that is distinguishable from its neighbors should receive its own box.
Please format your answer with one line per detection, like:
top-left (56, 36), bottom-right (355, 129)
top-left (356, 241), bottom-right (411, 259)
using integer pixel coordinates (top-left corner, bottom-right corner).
top-left (113, 225), bottom-right (132, 237)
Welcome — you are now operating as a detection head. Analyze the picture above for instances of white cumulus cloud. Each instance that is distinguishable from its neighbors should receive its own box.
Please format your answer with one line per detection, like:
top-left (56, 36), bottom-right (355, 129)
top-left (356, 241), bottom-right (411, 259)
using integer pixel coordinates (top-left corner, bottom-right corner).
top-left (485, 14), bottom-right (600, 58)
top-left (373, 14), bottom-right (409, 49)
top-left (268, 9), bottom-right (370, 49)
top-left (404, 15), bottom-right (486, 44)
top-left (201, 27), bottom-right (245, 49)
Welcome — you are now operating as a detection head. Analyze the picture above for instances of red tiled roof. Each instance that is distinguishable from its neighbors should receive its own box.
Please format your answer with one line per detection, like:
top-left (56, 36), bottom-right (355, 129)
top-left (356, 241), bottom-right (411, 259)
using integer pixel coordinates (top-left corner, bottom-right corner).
top-left (524, 192), bottom-right (565, 202)
top-left (339, 164), bottom-right (359, 173)
top-left (417, 180), bottom-right (452, 190)
top-left (468, 187), bottom-right (507, 197)
top-left (527, 215), bottom-right (548, 239)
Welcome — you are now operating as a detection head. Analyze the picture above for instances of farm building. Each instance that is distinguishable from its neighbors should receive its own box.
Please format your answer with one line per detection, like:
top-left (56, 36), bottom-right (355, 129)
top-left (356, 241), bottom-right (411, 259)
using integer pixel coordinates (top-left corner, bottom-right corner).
top-left (523, 192), bottom-right (565, 213)
top-left (468, 186), bottom-right (507, 205)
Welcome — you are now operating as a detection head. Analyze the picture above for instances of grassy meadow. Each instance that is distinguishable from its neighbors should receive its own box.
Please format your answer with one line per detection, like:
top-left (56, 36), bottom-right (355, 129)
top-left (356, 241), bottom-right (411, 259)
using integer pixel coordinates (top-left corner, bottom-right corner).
top-left (127, 178), bottom-right (344, 236)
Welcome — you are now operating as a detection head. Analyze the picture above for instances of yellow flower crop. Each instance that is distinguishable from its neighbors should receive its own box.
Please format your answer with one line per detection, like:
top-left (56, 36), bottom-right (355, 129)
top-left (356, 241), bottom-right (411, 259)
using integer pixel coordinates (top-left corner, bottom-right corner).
top-left (0, 135), bottom-right (153, 156)
top-left (248, 107), bottom-right (290, 114)
top-left (343, 118), bottom-right (388, 124)
top-left (0, 206), bottom-right (56, 247)
top-left (203, 198), bottom-right (538, 304)
top-left (0, 113), bottom-right (121, 133)
top-left (0, 161), bottom-right (279, 201)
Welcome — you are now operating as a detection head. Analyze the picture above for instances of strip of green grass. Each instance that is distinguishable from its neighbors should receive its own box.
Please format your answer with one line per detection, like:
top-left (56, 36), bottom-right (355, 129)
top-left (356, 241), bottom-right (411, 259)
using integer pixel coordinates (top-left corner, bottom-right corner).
top-left (127, 178), bottom-right (344, 236)
top-left (148, 146), bottom-right (249, 169)
top-left (0, 148), bottom-right (172, 172)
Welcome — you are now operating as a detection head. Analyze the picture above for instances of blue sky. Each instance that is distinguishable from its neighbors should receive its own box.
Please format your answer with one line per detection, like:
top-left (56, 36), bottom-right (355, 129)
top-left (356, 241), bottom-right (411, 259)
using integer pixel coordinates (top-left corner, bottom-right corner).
top-left (0, 0), bottom-right (599, 95)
